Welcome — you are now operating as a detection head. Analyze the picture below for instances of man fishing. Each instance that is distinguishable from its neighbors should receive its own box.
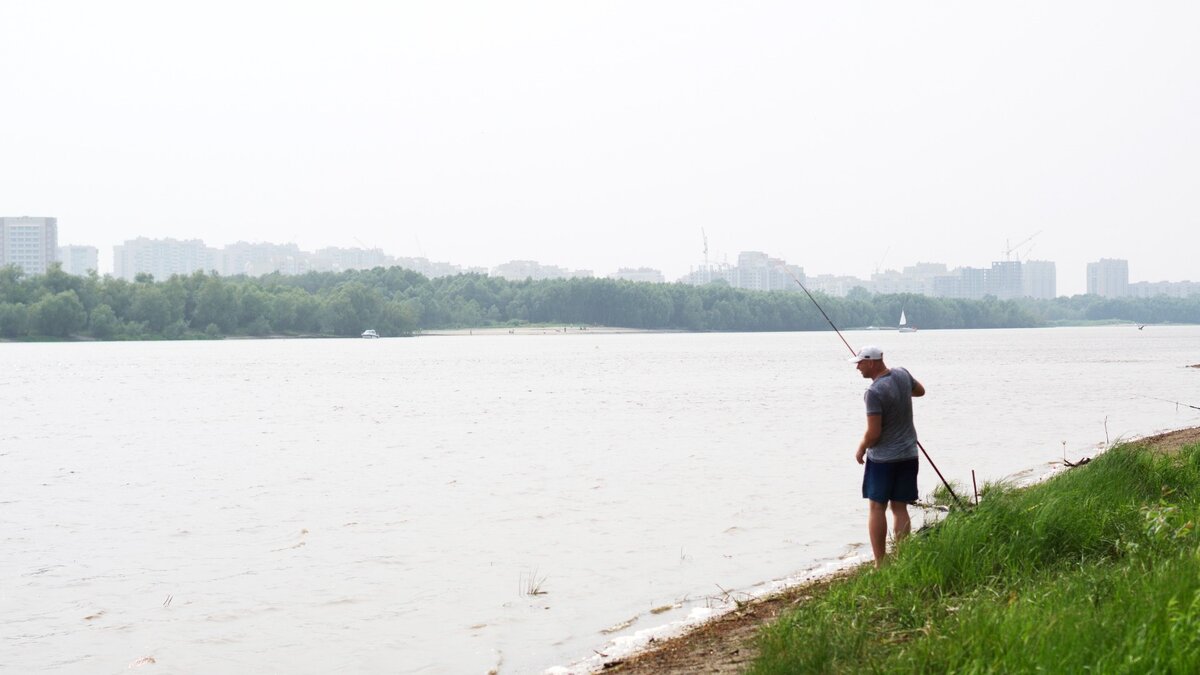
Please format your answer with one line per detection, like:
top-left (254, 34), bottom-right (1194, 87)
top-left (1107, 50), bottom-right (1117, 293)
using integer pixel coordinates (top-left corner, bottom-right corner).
top-left (849, 345), bottom-right (925, 567)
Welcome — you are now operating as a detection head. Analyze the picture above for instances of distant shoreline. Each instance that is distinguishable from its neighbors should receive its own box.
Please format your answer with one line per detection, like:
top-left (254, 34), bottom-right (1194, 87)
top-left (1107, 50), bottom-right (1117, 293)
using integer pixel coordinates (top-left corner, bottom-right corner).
top-left (3, 323), bottom-right (1197, 344)
top-left (419, 326), bottom-right (683, 337)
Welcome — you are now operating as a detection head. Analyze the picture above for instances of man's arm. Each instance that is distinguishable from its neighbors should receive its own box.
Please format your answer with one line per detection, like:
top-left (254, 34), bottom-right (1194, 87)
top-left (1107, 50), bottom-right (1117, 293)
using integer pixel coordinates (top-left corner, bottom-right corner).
top-left (856, 414), bottom-right (882, 464)
top-left (912, 379), bottom-right (925, 397)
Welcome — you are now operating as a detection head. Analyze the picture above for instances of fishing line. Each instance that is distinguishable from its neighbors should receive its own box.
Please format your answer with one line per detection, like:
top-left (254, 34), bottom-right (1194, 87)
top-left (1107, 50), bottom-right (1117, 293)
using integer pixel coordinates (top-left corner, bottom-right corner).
top-left (777, 266), bottom-right (856, 355)
top-left (779, 265), bottom-right (966, 508)
top-left (1137, 394), bottom-right (1200, 412)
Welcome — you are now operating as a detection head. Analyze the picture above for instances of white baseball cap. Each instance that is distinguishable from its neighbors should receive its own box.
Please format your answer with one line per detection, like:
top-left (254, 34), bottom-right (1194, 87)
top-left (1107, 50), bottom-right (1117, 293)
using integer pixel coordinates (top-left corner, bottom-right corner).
top-left (848, 345), bottom-right (883, 363)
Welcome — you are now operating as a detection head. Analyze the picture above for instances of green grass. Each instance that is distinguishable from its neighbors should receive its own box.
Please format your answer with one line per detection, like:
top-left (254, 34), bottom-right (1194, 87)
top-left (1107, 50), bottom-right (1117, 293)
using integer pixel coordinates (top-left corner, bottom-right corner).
top-left (753, 442), bottom-right (1200, 674)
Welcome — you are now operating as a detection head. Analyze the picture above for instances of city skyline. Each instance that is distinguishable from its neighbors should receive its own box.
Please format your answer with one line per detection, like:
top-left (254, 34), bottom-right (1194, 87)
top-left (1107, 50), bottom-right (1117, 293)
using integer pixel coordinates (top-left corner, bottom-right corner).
top-left (43, 222), bottom-right (1193, 299)
top-left (6, 3), bottom-right (1199, 297)
top-left (39, 224), bottom-right (1197, 297)
top-left (27, 218), bottom-right (1200, 300)
top-left (12, 218), bottom-right (1200, 299)
top-left (14, 213), bottom-right (1200, 297)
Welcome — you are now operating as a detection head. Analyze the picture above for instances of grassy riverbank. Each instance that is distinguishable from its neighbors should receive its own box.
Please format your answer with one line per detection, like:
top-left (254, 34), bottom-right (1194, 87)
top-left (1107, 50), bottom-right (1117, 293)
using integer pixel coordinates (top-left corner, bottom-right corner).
top-left (607, 427), bottom-right (1200, 673)
top-left (752, 434), bottom-right (1200, 673)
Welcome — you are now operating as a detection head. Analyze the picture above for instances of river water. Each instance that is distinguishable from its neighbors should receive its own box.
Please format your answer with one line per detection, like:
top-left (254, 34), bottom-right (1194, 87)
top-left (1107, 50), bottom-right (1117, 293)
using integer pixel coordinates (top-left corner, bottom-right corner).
top-left (2, 326), bottom-right (1198, 673)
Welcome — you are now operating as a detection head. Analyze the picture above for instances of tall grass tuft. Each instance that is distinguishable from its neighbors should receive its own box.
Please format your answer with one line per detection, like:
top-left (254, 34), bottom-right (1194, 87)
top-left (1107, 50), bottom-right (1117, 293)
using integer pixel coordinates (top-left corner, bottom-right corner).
top-left (753, 442), bottom-right (1200, 673)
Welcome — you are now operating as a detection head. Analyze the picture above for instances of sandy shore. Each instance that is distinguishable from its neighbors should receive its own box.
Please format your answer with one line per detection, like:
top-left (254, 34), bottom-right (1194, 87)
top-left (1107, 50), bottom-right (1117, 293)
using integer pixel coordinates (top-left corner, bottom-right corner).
top-left (578, 425), bottom-right (1200, 675)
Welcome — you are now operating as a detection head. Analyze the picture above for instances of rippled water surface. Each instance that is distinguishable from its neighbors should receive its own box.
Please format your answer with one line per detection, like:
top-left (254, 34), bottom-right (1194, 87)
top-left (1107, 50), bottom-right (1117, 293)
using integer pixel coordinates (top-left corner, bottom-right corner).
top-left (2, 326), bottom-right (1198, 673)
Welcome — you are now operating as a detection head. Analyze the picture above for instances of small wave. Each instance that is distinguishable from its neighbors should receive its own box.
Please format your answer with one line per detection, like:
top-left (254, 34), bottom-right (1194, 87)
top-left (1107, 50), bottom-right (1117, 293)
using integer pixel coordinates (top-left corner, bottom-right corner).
top-left (269, 528), bottom-right (309, 552)
top-left (600, 616), bottom-right (638, 635)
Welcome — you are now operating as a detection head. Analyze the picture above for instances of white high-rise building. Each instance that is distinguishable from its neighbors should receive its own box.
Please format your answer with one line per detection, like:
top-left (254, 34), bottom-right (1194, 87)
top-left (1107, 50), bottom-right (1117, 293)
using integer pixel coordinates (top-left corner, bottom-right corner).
top-left (933, 267), bottom-right (989, 299)
top-left (987, 261), bottom-right (1023, 299)
top-left (1086, 259), bottom-right (1129, 298)
top-left (682, 250), bottom-right (802, 292)
top-left (1, 216), bottom-right (58, 275)
top-left (113, 237), bottom-right (218, 281)
top-left (393, 256), bottom-right (464, 279)
top-left (807, 274), bottom-right (870, 297)
top-left (872, 263), bottom-right (947, 295)
top-left (491, 260), bottom-right (574, 281)
top-left (221, 241), bottom-right (308, 276)
top-left (609, 267), bottom-right (665, 283)
top-left (310, 247), bottom-right (394, 273)
top-left (1129, 280), bottom-right (1200, 298)
top-left (1021, 260), bottom-right (1057, 299)
top-left (681, 263), bottom-right (737, 287)
top-left (57, 245), bottom-right (100, 275)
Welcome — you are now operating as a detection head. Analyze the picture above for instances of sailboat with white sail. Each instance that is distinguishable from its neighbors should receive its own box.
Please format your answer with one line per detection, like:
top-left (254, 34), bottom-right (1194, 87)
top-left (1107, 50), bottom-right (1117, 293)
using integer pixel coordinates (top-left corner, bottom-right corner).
top-left (898, 310), bottom-right (917, 333)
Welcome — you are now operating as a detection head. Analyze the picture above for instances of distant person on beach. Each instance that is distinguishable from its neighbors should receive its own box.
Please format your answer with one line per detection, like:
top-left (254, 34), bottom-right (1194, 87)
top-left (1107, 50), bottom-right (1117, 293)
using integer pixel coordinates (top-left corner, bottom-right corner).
top-left (849, 345), bottom-right (925, 567)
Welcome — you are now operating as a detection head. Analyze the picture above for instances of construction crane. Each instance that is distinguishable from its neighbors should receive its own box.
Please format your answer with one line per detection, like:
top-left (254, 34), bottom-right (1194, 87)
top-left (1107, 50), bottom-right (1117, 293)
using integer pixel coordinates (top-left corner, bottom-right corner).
top-left (1003, 231), bottom-right (1041, 261)
top-left (874, 246), bottom-right (891, 276)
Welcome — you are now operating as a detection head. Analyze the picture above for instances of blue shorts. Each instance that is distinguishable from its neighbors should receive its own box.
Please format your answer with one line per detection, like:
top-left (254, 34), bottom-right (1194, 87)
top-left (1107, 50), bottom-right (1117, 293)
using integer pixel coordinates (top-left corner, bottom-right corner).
top-left (862, 457), bottom-right (919, 504)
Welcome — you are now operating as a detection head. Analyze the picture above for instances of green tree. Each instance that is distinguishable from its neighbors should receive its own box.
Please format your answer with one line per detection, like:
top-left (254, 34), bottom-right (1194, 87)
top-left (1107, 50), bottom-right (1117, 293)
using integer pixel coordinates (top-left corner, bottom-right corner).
top-left (177, 270), bottom-right (210, 321)
top-left (98, 277), bottom-right (137, 318)
top-left (237, 285), bottom-right (272, 332)
top-left (0, 302), bottom-right (30, 337)
top-left (318, 283), bottom-right (385, 335)
top-left (678, 293), bottom-right (706, 330)
top-left (32, 291), bottom-right (87, 337)
top-left (318, 292), bottom-right (359, 336)
top-left (75, 270), bottom-right (103, 314)
top-left (162, 319), bottom-right (189, 339)
top-left (267, 290), bottom-right (300, 332)
top-left (378, 299), bottom-right (419, 336)
top-left (193, 277), bottom-right (239, 333)
top-left (129, 286), bottom-right (175, 333)
top-left (88, 304), bottom-right (120, 339)
top-left (41, 262), bottom-right (83, 296)
top-left (243, 316), bottom-right (272, 336)
top-left (0, 265), bottom-right (30, 305)
top-left (160, 277), bottom-right (190, 325)
top-left (293, 293), bottom-right (322, 332)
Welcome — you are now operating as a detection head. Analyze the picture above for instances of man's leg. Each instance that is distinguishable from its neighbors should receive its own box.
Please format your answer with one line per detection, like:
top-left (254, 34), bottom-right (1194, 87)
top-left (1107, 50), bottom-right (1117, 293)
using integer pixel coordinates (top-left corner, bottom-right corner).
top-left (888, 458), bottom-right (917, 548)
top-left (867, 500), bottom-right (888, 566)
top-left (889, 500), bottom-right (911, 544)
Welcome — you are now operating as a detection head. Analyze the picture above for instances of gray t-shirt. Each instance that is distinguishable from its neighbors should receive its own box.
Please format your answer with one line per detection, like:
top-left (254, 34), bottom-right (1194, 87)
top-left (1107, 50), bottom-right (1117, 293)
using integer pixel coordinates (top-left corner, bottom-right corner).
top-left (863, 366), bottom-right (919, 463)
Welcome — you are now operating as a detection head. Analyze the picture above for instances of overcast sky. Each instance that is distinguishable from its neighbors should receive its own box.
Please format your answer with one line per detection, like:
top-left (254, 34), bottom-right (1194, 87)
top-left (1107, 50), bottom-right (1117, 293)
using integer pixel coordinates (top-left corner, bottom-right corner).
top-left (3, 1), bottom-right (1197, 295)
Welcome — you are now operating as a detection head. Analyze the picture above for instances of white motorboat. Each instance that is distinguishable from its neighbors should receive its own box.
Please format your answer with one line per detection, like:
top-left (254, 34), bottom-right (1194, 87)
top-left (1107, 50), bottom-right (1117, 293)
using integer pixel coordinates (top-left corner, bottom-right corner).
top-left (361, 329), bottom-right (380, 339)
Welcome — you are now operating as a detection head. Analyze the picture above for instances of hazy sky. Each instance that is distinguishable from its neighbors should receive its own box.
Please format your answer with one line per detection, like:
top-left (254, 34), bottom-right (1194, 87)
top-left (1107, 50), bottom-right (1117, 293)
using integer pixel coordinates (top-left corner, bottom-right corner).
top-left (3, 1), bottom-right (1197, 295)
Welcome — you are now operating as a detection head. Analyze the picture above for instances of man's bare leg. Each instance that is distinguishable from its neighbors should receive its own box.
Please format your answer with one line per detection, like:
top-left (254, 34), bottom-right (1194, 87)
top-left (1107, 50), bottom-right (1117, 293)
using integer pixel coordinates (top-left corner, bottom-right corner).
top-left (868, 500), bottom-right (889, 566)
top-left (889, 500), bottom-right (911, 545)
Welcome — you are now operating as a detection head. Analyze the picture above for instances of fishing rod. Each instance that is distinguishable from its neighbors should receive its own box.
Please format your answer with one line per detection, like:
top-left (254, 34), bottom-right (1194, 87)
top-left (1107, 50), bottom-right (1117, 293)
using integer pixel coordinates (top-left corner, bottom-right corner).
top-left (779, 266), bottom-right (966, 508)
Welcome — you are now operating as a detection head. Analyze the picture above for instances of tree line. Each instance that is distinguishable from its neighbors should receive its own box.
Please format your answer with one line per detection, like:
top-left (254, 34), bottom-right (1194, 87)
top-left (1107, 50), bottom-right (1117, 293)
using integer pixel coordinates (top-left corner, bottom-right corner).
top-left (1, 263), bottom-right (1197, 340)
